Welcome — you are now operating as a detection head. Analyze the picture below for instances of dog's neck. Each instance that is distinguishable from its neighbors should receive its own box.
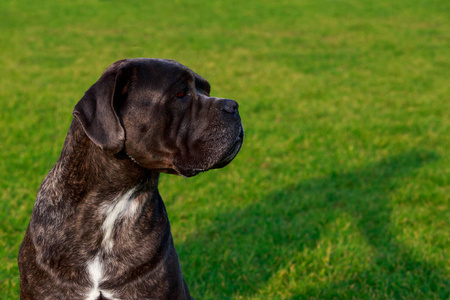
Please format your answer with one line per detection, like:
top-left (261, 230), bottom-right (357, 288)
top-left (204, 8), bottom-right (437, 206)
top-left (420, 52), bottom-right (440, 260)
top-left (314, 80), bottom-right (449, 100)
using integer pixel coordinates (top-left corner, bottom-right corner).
top-left (31, 119), bottom-right (170, 283)
top-left (32, 118), bottom-right (163, 250)
top-left (49, 119), bottom-right (160, 202)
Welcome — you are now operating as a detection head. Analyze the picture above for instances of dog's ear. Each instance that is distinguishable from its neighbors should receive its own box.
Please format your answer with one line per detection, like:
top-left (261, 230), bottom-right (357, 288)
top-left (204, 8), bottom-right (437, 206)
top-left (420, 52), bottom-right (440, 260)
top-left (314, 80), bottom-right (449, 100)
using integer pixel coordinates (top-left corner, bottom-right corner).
top-left (73, 60), bottom-right (132, 154)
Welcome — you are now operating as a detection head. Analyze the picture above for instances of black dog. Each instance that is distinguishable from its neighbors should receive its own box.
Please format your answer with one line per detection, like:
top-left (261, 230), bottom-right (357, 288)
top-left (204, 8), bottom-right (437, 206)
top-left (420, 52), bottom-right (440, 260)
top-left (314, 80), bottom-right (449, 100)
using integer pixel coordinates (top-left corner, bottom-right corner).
top-left (18, 58), bottom-right (244, 299)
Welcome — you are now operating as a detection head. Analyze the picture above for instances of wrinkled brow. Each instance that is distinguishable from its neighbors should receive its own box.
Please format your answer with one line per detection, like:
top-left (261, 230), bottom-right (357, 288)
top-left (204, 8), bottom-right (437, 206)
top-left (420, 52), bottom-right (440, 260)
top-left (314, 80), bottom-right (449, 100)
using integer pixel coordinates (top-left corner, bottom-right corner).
top-left (193, 73), bottom-right (211, 95)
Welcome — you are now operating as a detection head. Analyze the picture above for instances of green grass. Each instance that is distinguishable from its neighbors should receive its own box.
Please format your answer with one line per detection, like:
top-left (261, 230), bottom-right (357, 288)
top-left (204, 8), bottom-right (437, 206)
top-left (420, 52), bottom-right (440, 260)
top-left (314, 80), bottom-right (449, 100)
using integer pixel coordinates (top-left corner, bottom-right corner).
top-left (1, 0), bottom-right (449, 298)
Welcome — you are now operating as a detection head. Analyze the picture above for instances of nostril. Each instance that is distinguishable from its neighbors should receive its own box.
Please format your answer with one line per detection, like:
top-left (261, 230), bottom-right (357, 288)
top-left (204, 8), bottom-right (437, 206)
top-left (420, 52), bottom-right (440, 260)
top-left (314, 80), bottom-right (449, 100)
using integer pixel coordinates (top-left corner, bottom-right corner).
top-left (222, 99), bottom-right (238, 114)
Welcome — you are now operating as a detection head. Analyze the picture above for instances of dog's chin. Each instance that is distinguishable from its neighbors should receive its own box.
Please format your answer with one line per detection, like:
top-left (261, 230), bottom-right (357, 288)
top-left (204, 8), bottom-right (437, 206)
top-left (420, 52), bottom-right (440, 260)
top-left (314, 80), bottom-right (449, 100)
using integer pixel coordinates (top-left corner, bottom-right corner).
top-left (174, 129), bottom-right (244, 178)
top-left (211, 129), bottom-right (244, 170)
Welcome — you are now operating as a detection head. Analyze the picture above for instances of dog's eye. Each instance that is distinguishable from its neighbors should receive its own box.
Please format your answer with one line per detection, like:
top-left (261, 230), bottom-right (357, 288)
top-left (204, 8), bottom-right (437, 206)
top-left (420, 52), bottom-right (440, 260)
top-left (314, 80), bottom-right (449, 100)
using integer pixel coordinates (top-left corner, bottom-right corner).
top-left (176, 91), bottom-right (186, 98)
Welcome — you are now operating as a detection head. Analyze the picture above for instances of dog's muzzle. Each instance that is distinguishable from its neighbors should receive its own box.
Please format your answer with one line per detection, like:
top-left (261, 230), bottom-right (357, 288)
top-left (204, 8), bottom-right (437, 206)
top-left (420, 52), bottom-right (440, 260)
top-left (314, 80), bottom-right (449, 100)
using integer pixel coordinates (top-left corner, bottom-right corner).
top-left (212, 125), bottom-right (244, 169)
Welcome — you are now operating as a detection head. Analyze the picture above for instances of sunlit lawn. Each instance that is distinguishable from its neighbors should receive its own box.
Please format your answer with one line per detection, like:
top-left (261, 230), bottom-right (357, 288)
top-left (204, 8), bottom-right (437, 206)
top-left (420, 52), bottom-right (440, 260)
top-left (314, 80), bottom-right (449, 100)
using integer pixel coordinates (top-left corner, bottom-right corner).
top-left (1, 0), bottom-right (449, 298)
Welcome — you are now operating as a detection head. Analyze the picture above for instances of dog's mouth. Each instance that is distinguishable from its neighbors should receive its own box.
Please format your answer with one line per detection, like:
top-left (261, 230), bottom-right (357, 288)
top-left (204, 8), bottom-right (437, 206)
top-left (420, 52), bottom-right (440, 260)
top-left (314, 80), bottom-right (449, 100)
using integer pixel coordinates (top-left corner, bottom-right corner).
top-left (171, 126), bottom-right (244, 178)
top-left (211, 126), bottom-right (244, 170)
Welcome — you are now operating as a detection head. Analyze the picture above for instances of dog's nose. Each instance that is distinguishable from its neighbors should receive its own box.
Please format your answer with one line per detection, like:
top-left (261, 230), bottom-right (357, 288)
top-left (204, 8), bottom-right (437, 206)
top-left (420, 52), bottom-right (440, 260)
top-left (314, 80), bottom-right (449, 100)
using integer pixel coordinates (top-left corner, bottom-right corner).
top-left (221, 99), bottom-right (239, 114)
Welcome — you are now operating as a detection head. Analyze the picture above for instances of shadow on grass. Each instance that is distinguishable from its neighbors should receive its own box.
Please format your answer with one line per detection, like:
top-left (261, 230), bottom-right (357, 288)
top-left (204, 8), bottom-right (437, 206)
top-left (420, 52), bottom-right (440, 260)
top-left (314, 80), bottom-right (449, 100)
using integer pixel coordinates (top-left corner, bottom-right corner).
top-left (179, 150), bottom-right (449, 299)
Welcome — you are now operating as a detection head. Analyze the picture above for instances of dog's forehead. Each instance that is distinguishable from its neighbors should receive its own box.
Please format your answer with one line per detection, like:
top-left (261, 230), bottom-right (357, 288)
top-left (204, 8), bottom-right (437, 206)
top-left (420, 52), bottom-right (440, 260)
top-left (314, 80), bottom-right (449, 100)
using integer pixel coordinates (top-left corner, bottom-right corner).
top-left (126, 59), bottom-right (208, 91)
top-left (131, 59), bottom-right (191, 86)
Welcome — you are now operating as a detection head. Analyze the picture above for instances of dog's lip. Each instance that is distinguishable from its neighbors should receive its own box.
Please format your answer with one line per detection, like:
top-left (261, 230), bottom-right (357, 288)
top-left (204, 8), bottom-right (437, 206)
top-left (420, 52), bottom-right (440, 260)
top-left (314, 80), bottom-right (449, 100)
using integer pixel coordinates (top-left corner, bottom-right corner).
top-left (175, 126), bottom-right (244, 176)
top-left (212, 128), bottom-right (244, 169)
top-left (227, 129), bottom-right (244, 157)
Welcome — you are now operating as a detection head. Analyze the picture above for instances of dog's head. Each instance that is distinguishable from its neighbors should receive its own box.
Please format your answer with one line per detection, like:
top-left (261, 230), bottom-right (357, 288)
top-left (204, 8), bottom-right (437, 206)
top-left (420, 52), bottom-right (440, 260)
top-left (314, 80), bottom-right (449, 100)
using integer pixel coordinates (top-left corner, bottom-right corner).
top-left (73, 58), bottom-right (243, 177)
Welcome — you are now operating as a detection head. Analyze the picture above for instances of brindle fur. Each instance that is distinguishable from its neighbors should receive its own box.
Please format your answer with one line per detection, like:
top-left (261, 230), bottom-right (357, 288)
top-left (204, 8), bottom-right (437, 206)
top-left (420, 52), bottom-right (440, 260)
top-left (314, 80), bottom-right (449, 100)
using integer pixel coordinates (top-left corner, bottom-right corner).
top-left (18, 58), bottom-right (243, 299)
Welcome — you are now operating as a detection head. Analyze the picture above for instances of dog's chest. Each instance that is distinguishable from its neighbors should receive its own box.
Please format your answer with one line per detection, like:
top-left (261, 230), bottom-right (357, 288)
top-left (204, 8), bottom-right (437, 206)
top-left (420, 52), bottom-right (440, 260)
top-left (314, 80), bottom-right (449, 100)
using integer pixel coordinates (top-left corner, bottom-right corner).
top-left (85, 187), bottom-right (141, 300)
top-left (99, 187), bottom-right (141, 251)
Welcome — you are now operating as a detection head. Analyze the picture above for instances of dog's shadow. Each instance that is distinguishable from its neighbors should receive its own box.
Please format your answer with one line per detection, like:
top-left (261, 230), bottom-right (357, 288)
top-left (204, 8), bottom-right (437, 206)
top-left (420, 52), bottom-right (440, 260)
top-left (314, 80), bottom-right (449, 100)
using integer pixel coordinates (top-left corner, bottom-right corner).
top-left (176, 150), bottom-right (449, 299)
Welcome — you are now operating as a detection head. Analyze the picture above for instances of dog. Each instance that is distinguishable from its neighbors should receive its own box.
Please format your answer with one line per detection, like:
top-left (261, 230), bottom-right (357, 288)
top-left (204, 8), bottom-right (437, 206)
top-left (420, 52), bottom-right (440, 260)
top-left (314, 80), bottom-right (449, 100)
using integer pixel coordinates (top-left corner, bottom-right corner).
top-left (18, 58), bottom-right (244, 299)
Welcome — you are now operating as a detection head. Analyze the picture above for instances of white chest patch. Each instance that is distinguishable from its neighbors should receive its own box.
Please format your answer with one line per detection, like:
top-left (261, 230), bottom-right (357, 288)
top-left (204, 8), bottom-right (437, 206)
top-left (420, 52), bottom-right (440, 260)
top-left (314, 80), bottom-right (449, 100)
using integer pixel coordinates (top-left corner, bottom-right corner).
top-left (86, 255), bottom-right (119, 300)
top-left (86, 255), bottom-right (103, 300)
top-left (101, 187), bottom-right (139, 251)
top-left (85, 188), bottom-right (140, 300)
